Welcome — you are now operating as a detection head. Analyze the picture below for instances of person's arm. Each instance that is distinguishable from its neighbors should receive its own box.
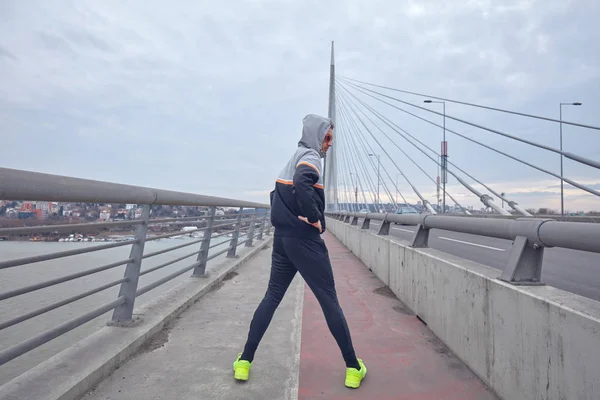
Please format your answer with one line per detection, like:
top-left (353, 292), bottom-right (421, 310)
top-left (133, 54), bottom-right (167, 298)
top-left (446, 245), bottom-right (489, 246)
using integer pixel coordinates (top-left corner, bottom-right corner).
top-left (293, 162), bottom-right (320, 224)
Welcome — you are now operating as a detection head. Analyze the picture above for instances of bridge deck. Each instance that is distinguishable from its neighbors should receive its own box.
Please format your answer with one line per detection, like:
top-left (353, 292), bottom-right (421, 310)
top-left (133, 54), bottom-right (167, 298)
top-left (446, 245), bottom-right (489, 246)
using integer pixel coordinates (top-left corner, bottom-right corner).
top-left (83, 232), bottom-right (497, 400)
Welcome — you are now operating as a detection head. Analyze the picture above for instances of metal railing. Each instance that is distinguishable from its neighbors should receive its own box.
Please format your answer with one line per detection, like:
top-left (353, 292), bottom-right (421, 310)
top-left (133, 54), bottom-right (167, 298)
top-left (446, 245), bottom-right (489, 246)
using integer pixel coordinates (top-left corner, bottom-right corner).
top-left (0, 167), bottom-right (270, 367)
top-left (327, 211), bottom-right (600, 286)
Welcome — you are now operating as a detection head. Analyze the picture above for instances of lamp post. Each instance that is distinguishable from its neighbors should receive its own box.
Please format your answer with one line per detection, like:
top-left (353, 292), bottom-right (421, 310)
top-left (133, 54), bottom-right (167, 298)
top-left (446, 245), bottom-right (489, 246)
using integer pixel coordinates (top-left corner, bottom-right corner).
top-left (368, 153), bottom-right (380, 212)
top-left (396, 174), bottom-right (401, 206)
top-left (559, 102), bottom-right (582, 217)
top-left (424, 100), bottom-right (446, 213)
top-left (350, 172), bottom-right (358, 211)
top-left (436, 155), bottom-right (441, 212)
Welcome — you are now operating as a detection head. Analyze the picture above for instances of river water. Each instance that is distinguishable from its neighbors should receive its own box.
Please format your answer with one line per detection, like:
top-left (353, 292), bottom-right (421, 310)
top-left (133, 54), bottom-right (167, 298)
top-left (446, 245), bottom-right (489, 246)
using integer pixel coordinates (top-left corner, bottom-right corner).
top-left (0, 236), bottom-right (234, 385)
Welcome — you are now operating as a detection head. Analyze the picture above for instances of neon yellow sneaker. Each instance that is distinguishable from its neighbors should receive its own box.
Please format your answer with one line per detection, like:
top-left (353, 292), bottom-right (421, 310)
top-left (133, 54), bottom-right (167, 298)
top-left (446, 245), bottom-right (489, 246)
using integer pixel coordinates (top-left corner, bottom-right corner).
top-left (233, 353), bottom-right (252, 381)
top-left (345, 358), bottom-right (367, 389)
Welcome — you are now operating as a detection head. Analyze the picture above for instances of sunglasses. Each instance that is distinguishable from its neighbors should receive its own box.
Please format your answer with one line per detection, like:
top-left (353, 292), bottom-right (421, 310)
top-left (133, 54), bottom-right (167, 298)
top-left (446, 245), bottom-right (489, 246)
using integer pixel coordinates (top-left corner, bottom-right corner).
top-left (323, 124), bottom-right (334, 144)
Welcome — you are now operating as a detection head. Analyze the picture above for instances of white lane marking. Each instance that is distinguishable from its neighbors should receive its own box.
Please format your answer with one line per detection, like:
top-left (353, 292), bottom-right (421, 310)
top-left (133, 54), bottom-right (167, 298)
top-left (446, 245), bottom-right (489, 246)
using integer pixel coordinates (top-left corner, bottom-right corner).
top-left (437, 236), bottom-right (506, 252)
top-left (392, 227), bottom-right (414, 233)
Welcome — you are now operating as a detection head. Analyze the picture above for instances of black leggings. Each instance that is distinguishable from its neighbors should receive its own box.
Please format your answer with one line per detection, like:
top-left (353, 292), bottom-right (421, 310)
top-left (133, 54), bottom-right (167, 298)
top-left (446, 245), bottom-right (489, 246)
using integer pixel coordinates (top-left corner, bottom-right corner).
top-left (241, 235), bottom-right (359, 368)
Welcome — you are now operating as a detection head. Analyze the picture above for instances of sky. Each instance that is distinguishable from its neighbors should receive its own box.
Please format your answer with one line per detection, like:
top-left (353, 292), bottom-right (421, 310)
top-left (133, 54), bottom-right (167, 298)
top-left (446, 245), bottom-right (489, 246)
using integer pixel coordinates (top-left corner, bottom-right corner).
top-left (1, 0), bottom-right (599, 212)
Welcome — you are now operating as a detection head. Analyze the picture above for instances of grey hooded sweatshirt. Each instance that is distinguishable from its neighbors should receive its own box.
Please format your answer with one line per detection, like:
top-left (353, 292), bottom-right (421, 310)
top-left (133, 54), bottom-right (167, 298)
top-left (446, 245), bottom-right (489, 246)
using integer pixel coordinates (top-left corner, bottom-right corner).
top-left (270, 114), bottom-right (332, 240)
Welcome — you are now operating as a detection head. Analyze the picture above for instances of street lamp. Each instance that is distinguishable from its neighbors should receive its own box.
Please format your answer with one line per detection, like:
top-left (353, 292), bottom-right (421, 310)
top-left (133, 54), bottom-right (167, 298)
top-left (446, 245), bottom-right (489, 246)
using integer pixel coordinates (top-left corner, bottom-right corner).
top-left (559, 102), bottom-right (582, 217)
top-left (368, 153), bottom-right (381, 212)
top-left (349, 172), bottom-right (358, 212)
top-left (436, 154), bottom-right (441, 212)
top-left (396, 174), bottom-right (401, 206)
top-left (424, 99), bottom-right (446, 213)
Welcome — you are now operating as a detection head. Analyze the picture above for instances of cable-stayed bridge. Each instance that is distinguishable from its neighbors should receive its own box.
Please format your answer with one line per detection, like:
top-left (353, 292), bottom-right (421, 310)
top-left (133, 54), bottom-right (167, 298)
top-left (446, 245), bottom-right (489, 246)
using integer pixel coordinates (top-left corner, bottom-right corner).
top-left (1, 43), bottom-right (600, 400)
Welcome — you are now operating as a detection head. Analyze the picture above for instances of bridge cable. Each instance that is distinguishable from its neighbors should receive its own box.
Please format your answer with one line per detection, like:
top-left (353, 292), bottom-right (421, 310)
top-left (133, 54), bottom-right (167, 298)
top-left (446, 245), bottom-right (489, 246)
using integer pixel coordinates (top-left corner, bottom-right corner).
top-left (339, 77), bottom-right (600, 172)
top-left (338, 81), bottom-right (522, 216)
top-left (339, 91), bottom-right (436, 213)
top-left (338, 97), bottom-right (438, 214)
top-left (338, 84), bottom-right (471, 214)
top-left (338, 105), bottom-right (383, 211)
top-left (338, 94), bottom-right (407, 211)
top-left (339, 76), bottom-right (600, 132)
top-left (338, 121), bottom-right (366, 211)
top-left (339, 127), bottom-right (359, 211)
top-left (339, 93), bottom-right (416, 209)
top-left (338, 97), bottom-right (402, 210)
top-left (337, 115), bottom-right (378, 211)
top-left (337, 104), bottom-right (385, 212)
top-left (339, 80), bottom-right (600, 199)
top-left (337, 143), bottom-right (351, 211)
top-left (340, 127), bottom-right (371, 211)
top-left (333, 126), bottom-right (350, 211)
top-left (338, 85), bottom-right (472, 215)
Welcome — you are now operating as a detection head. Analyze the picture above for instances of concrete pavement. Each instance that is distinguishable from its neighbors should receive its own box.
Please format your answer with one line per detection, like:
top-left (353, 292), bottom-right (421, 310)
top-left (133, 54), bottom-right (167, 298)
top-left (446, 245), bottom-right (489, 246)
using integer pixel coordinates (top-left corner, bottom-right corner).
top-left (82, 232), bottom-right (497, 400)
top-left (82, 244), bottom-right (304, 400)
top-left (368, 220), bottom-right (600, 301)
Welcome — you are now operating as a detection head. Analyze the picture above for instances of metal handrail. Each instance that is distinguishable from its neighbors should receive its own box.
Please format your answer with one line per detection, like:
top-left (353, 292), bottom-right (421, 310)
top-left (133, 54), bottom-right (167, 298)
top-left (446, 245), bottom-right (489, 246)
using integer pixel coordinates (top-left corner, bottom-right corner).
top-left (0, 258), bottom-right (132, 301)
top-left (139, 250), bottom-right (199, 277)
top-left (143, 221), bottom-right (244, 242)
top-left (0, 168), bottom-right (272, 368)
top-left (146, 228), bottom-right (205, 241)
top-left (0, 297), bottom-right (126, 366)
top-left (142, 238), bottom-right (204, 259)
top-left (328, 211), bottom-right (600, 286)
top-left (148, 216), bottom-right (209, 224)
top-left (135, 243), bottom-right (234, 298)
top-left (207, 246), bottom-right (233, 261)
top-left (0, 167), bottom-right (269, 208)
top-left (330, 211), bottom-right (600, 253)
top-left (211, 230), bottom-right (235, 239)
top-left (0, 240), bottom-right (137, 270)
top-left (0, 220), bottom-right (143, 235)
top-left (0, 215), bottom-right (255, 237)
top-left (209, 239), bottom-right (230, 250)
top-left (0, 278), bottom-right (127, 331)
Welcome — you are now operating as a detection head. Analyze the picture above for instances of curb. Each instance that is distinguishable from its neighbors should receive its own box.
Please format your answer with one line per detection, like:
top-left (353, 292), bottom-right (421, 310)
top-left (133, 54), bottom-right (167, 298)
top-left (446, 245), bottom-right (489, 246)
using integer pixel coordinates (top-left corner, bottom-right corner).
top-left (0, 236), bottom-right (273, 400)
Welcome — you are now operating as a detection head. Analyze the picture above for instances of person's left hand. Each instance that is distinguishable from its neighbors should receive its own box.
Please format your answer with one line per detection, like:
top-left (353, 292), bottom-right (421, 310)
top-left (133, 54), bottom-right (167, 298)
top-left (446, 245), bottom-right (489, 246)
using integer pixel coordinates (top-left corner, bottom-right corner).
top-left (298, 216), bottom-right (322, 233)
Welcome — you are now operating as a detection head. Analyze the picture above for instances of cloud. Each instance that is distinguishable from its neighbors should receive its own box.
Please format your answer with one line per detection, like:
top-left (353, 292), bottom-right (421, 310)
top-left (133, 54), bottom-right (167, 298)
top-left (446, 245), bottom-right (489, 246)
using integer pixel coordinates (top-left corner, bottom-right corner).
top-left (0, 45), bottom-right (16, 61)
top-left (547, 183), bottom-right (600, 190)
top-left (0, 0), bottom-right (599, 211)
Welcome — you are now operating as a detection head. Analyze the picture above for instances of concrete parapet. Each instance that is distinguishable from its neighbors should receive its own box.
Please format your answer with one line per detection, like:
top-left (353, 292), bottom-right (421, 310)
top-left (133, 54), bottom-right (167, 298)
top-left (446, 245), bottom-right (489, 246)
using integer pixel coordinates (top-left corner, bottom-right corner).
top-left (326, 217), bottom-right (600, 400)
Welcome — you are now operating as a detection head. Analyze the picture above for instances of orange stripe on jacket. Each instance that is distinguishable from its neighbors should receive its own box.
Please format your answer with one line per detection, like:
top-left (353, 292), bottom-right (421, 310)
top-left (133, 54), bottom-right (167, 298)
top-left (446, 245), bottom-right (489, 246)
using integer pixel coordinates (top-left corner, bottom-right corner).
top-left (277, 178), bottom-right (323, 190)
top-left (296, 161), bottom-right (320, 175)
top-left (276, 178), bottom-right (293, 186)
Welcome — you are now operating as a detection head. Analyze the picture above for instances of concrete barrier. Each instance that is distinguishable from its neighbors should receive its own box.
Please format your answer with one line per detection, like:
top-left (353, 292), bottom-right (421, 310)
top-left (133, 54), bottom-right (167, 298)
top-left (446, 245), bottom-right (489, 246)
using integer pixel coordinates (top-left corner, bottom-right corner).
top-left (326, 217), bottom-right (600, 400)
top-left (0, 236), bottom-right (273, 400)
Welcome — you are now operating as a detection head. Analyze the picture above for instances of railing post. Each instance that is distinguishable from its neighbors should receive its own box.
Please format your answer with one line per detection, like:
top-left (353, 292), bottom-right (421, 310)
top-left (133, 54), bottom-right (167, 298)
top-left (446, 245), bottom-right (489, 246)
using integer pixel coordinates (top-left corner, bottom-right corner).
top-left (192, 206), bottom-right (215, 277)
top-left (410, 224), bottom-right (430, 248)
top-left (265, 211), bottom-right (272, 235)
top-left (227, 207), bottom-right (243, 258)
top-left (351, 216), bottom-right (358, 226)
top-left (245, 212), bottom-right (257, 247)
top-left (110, 204), bottom-right (150, 324)
top-left (361, 215), bottom-right (370, 229)
top-left (256, 209), bottom-right (265, 240)
top-left (378, 215), bottom-right (390, 235)
top-left (499, 236), bottom-right (545, 285)
top-left (344, 215), bottom-right (351, 223)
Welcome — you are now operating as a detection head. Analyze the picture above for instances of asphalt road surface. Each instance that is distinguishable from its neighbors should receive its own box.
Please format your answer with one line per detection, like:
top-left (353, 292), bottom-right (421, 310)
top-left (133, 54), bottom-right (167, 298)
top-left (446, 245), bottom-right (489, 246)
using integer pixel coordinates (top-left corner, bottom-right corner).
top-left (363, 220), bottom-right (600, 302)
